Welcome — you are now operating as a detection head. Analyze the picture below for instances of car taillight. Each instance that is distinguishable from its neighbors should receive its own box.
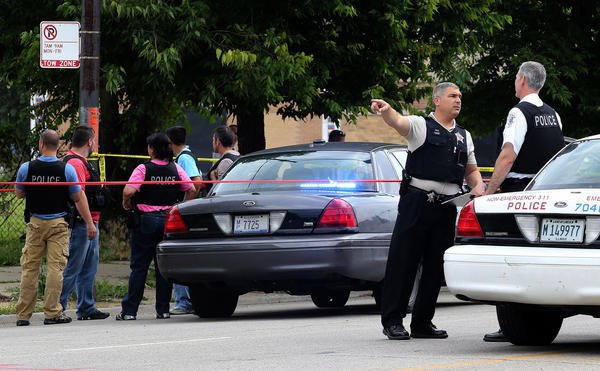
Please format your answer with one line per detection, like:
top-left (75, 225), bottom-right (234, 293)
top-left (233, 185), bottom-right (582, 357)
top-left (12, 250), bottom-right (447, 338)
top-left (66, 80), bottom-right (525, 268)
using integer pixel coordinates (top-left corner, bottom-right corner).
top-left (316, 199), bottom-right (357, 228)
top-left (164, 206), bottom-right (188, 234)
top-left (456, 201), bottom-right (483, 237)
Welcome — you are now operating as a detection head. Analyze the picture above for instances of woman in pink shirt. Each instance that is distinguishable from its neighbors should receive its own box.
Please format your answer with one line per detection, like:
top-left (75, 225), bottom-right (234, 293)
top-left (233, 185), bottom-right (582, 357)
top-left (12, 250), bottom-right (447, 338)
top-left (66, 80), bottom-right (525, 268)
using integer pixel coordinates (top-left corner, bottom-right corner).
top-left (117, 133), bottom-right (195, 321)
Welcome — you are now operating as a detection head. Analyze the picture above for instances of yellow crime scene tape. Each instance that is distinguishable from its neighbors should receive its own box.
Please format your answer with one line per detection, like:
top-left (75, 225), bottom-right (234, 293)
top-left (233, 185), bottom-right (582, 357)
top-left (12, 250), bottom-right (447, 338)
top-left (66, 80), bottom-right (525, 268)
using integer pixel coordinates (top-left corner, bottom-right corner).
top-left (88, 153), bottom-right (218, 183)
top-left (83, 152), bottom-right (494, 184)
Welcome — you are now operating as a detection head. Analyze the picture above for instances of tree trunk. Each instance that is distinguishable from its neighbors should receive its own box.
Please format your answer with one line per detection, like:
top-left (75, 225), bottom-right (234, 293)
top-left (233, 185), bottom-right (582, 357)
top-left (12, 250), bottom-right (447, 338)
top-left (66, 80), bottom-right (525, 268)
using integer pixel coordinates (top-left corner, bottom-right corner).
top-left (236, 104), bottom-right (265, 155)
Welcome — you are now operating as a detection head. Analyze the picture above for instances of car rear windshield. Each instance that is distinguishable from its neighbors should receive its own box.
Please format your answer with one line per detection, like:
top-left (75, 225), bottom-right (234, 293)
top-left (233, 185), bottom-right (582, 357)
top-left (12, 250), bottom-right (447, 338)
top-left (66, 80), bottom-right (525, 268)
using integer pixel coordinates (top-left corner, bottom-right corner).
top-left (213, 150), bottom-right (376, 195)
top-left (529, 140), bottom-right (600, 190)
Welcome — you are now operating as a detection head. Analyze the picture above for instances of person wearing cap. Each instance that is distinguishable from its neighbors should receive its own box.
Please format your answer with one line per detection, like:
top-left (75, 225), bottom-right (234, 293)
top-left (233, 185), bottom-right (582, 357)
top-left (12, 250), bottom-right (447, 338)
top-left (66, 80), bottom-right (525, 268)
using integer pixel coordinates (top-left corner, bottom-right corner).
top-left (328, 129), bottom-right (346, 142)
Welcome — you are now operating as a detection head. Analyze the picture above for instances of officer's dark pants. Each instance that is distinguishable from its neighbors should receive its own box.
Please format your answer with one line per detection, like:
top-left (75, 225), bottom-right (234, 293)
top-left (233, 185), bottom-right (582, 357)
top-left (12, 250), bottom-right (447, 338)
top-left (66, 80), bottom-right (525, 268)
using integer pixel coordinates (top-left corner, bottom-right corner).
top-left (492, 177), bottom-right (530, 331)
top-left (121, 211), bottom-right (173, 316)
top-left (381, 191), bottom-right (457, 328)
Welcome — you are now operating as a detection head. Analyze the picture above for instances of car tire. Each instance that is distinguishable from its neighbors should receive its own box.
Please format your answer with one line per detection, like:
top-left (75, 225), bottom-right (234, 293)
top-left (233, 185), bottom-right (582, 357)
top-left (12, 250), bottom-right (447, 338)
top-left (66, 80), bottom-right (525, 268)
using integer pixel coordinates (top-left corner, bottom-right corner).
top-left (189, 286), bottom-right (239, 318)
top-left (310, 289), bottom-right (350, 308)
top-left (497, 303), bottom-right (563, 345)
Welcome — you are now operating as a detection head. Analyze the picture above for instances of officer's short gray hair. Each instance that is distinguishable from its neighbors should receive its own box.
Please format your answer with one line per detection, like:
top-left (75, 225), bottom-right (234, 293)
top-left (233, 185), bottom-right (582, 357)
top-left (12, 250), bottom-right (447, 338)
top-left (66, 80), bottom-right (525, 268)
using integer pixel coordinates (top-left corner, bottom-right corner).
top-left (433, 82), bottom-right (459, 100)
top-left (518, 61), bottom-right (546, 91)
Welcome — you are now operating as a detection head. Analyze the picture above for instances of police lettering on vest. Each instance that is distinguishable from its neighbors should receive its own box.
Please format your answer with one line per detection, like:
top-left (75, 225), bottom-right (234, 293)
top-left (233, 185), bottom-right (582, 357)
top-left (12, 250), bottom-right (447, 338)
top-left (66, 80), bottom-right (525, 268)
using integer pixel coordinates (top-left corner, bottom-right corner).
top-left (405, 117), bottom-right (468, 186)
top-left (25, 160), bottom-right (70, 215)
top-left (31, 175), bottom-right (62, 182)
top-left (511, 101), bottom-right (564, 174)
top-left (135, 161), bottom-right (181, 207)
top-left (150, 175), bottom-right (177, 181)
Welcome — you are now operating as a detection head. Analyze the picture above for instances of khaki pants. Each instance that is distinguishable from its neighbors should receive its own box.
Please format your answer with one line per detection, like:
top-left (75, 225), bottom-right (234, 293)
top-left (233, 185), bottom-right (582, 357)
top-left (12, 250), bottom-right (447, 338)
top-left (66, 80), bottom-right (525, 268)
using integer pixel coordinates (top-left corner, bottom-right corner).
top-left (16, 216), bottom-right (69, 320)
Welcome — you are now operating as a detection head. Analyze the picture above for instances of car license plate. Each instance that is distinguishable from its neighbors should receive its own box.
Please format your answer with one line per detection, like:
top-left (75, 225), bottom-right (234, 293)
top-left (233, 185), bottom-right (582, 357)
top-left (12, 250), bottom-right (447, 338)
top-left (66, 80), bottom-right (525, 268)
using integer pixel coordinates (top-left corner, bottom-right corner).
top-left (233, 214), bottom-right (269, 234)
top-left (540, 218), bottom-right (585, 243)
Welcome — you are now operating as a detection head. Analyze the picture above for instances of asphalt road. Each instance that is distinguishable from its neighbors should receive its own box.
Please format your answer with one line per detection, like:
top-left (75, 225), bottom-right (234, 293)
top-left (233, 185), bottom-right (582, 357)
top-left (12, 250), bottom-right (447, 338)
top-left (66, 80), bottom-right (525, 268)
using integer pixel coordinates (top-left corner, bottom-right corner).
top-left (1, 293), bottom-right (600, 370)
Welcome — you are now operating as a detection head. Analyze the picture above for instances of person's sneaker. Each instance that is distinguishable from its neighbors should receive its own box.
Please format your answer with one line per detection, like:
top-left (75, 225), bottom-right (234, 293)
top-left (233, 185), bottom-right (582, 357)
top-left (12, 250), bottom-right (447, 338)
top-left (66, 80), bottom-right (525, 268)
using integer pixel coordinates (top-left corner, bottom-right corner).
top-left (170, 307), bottom-right (194, 315)
top-left (115, 313), bottom-right (136, 321)
top-left (44, 313), bottom-right (72, 325)
top-left (156, 313), bottom-right (171, 319)
top-left (16, 319), bottom-right (30, 327)
top-left (78, 309), bottom-right (110, 321)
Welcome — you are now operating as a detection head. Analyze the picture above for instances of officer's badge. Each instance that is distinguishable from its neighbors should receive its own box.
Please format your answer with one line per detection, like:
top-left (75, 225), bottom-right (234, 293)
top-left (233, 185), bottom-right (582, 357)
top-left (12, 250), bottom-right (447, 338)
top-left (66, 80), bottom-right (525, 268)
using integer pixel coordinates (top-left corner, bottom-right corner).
top-left (455, 132), bottom-right (464, 143)
top-left (427, 192), bottom-right (436, 203)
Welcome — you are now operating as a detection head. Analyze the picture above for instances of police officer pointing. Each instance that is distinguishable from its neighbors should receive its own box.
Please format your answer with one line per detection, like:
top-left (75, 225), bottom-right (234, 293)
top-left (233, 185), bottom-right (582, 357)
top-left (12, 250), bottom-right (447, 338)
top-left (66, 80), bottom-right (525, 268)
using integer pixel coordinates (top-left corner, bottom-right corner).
top-left (483, 61), bottom-right (564, 342)
top-left (371, 82), bottom-right (485, 340)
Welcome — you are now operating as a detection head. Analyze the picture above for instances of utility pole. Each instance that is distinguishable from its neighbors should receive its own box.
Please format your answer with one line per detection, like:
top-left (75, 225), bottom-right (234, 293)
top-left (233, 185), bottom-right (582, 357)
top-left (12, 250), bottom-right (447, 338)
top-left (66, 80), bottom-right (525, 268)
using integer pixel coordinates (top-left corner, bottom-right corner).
top-left (79, 0), bottom-right (100, 151)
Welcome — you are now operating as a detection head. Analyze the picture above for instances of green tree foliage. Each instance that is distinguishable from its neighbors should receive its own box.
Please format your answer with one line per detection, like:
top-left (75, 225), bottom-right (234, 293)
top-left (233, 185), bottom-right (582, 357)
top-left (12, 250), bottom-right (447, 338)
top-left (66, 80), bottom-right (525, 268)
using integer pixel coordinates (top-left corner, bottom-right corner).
top-left (454, 1), bottom-right (600, 138)
top-left (0, 1), bottom-right (71, 176)
top-left (0, 0), bottom-right (508, 161)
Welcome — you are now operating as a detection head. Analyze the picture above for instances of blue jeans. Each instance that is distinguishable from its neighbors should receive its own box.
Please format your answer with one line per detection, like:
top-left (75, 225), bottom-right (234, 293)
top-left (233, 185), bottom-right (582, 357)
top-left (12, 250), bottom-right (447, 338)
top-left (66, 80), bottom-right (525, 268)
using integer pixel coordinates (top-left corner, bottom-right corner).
top-left (121, 212), bottom-right (173, 316)
top-left (60, 220), bottom-right (100, 318)
top-left (173, 283), bottom-right (193, 311)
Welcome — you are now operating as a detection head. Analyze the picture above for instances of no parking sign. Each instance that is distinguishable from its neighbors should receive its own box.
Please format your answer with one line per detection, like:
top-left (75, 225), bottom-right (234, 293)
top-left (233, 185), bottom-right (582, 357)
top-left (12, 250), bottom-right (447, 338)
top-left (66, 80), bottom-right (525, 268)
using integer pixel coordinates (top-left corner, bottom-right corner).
top-left (40, 21), bottom-right (80, 68)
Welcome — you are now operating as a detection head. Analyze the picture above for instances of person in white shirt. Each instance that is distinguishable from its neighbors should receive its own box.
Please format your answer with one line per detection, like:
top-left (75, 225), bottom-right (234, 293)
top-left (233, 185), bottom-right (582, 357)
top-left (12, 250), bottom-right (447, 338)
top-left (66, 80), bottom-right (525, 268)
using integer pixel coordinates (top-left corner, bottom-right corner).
top-left (371, 82), bottom-right (484, 341)
top-left (483, 61), bottom-right (565, 343)
top-left (485, 61), bottom-right (564, 196)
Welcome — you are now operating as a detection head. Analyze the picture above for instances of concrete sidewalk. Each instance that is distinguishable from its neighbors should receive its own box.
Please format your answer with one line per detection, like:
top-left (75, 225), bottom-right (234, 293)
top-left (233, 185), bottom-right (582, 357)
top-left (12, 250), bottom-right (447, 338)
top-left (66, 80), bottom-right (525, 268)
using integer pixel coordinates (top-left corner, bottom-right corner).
top-left (0, 261), bottom-right (466, 324)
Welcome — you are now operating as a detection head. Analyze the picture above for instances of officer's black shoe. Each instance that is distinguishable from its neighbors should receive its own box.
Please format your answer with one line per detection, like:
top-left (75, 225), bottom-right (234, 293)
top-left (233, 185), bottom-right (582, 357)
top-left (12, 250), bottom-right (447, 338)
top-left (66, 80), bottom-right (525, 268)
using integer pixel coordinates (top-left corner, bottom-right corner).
top-left (410, 322), bottom-right (448, 339)
top-left (483, 329), bottom-right (508, 342)
top-left (78, 309), bottom-right (110, 321)
top-left (383, 324), bottom-right (410, 340)
top-left (16, 320), bottom-right (30, 327)
top-left (44, 313), bottom-right (72, 325)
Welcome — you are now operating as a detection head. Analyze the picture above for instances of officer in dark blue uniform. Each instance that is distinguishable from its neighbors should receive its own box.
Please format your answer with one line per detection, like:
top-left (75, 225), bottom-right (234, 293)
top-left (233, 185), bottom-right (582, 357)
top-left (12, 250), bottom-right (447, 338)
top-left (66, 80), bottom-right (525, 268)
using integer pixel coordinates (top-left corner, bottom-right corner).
top-left (371, 82), bottom-right (485, 340)
top-left (483, 61), bottom-right (564, 342)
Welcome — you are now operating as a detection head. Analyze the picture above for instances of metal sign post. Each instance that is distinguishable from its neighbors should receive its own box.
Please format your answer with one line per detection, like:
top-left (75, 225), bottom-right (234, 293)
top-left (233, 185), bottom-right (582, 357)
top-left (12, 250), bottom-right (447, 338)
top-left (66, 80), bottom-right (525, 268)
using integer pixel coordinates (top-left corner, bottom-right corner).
top-left (79, 0), bottom-right (101, 152)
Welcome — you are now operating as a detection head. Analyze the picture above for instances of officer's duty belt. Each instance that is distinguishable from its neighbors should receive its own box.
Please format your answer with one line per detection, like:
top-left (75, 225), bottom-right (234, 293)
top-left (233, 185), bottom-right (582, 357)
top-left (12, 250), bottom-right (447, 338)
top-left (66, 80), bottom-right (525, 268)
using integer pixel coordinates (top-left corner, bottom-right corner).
top-left (406, 185), bottom-right (455, 204)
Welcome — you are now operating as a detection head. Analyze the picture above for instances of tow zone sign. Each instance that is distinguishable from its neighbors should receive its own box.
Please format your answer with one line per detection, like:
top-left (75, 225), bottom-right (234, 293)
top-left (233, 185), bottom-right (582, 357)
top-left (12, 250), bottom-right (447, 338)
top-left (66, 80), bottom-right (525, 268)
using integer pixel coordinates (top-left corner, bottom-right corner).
top-left (40, 21), bottom-right (80, 68)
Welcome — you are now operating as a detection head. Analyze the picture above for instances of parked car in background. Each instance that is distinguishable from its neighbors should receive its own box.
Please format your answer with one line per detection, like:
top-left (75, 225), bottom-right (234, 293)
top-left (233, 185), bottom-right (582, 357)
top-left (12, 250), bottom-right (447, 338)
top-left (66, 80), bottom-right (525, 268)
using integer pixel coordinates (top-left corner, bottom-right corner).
top-left (157, 142), bottom-right (408, 317)
top-left (445, 134), bottom-right (600, 345)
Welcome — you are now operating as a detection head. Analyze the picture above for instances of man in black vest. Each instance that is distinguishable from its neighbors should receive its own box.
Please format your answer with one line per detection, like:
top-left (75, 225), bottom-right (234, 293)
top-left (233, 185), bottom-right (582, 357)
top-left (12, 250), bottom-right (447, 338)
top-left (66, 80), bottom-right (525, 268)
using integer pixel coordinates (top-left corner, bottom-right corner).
top-left (166, 125), bottom-right (202, 315)
top-left (371, 83), bottom-right (485, 340)
top-left (483, 61), bottom-right (564, 342)
top-left (14, 129), bottom-right (96, 326)
top-left (205, 126), bottom-right (239, 194)
top-left (60, 126), bottom-right (110, 321)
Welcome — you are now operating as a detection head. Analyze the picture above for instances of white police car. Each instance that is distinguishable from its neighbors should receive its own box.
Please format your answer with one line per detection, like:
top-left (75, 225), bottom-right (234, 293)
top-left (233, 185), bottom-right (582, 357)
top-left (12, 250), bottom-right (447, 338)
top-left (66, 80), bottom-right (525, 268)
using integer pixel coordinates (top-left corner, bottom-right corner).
top-left (444, 134), bottom-right (600, 345)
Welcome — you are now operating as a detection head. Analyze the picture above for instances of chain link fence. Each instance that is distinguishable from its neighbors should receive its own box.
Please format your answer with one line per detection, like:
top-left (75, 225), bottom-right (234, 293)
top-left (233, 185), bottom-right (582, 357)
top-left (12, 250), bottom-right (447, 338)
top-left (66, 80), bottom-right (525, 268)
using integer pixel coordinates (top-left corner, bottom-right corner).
top-left (0, 187), bottom-right (26, 243)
